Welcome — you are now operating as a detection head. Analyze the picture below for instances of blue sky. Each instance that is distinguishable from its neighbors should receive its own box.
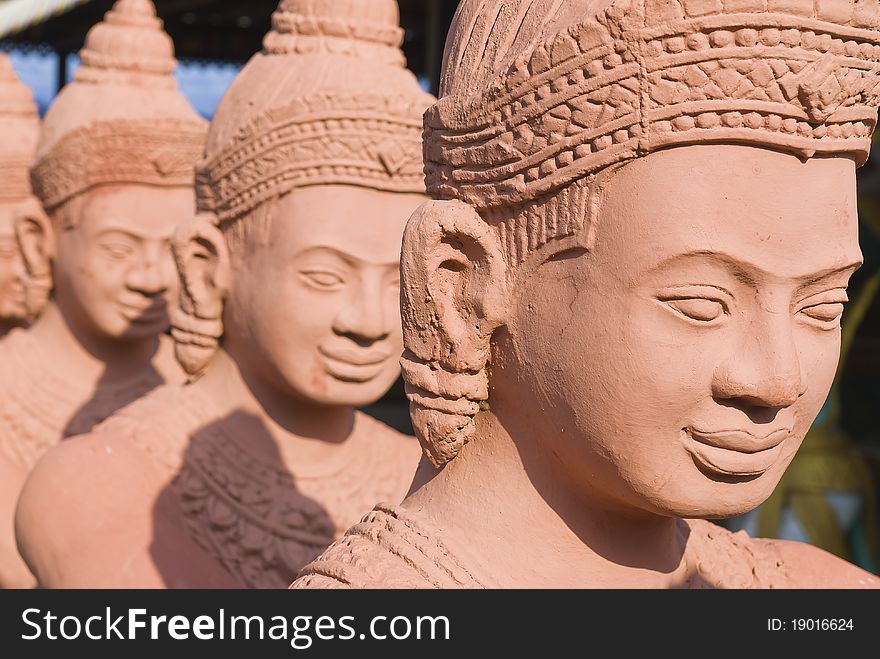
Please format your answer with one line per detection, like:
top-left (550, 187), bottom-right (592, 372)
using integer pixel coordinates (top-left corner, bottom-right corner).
top-left (7, 47), bottom-right (242, 118)
top-left (7, 47), bottom-right (432, 118)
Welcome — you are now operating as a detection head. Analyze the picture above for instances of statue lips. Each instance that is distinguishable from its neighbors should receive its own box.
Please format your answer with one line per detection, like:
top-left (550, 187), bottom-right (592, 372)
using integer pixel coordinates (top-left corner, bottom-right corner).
top-left (317, 345), bottom-right (392, 383)
top-left (117, 299), bottom-right (168, 325)
top-left (684, 427), bottom-right (790, 478)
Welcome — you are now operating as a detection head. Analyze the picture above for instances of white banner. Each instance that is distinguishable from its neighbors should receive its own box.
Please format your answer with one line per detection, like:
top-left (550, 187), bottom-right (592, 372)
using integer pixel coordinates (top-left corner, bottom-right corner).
top-left (0, 0), bottom-right (93, 39)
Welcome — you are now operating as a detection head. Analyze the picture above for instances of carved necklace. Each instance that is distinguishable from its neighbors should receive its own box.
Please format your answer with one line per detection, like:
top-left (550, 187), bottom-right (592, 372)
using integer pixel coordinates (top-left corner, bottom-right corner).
top-left (0, 329), bottom-right (164, 470)
top-left (127, 385), bottom-right (410, 588)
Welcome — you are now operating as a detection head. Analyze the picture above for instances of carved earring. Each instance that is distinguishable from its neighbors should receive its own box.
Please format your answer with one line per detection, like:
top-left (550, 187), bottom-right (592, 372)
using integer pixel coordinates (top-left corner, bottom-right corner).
top-left (170, 214), bottom-right (229, 378)
top-left (170, 307), bottom-right (224, 378)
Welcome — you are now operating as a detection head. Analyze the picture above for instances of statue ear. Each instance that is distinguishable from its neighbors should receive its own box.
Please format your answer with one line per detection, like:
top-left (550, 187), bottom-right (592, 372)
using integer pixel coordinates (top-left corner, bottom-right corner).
top-left (170, 214), bottom-right (229, 377)
top-left (400, 200), bottom-right (508, 467)
top-left (13, 200), bottom-right (54, 319)
top-left (172, 214), bottom-right (230, 320)
top-left (13, 199), bottom-right (54, 282)
top-left (401, 199), bottom-right (508, 373)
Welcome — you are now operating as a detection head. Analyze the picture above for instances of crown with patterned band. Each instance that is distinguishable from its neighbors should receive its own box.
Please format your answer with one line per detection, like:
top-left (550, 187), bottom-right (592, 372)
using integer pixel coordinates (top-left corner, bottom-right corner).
top-left (195, 0), bottom-right (433, 224)
top-left (32, 119), bottom-right (207, 211)
top-left (0, 53), bottom-right (40, 204)
top-left (30, 0), bottom-right (206, 212)
top-left (425, 0), bottom-right (880, 210)
top-left (195, 92), bottom-right (426, 223)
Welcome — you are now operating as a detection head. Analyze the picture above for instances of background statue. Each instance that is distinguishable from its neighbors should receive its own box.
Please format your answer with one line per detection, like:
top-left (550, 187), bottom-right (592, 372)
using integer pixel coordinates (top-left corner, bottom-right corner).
top-left (0, 54), bottom-right (44, 338)
top-left (0, 0), bottom-right (206, 588)
top-left (294, 0), bottom-right (880, 588)
top-left (16, 0), bottom-right (431, 588)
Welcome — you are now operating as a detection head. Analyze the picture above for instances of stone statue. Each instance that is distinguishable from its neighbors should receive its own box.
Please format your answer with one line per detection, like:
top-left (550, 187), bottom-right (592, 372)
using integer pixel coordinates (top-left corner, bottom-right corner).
top-left (0, 0), bottom-right (206, 588)
top-left (15, 0), bottom-right (431, 588)
top-left (0, 54), bottom-right (43, 338)
top-left (292, 0), bottom-right (880, 588)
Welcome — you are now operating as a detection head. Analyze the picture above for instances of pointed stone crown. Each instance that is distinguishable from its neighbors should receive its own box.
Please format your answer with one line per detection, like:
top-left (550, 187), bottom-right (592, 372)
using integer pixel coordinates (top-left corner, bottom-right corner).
top-left (0, 53), bottom-right (40, 203)
top-left (76, 0), bottom-right (177, 87)
top-left (196, 0), bottom-right (433, 224)
top-left (31, 0), bottom-right (206, 212)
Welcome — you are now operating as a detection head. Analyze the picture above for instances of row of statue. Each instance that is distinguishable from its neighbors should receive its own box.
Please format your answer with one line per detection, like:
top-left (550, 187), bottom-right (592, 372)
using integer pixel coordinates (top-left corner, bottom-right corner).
top-left (0, 0), bottom-right (879, 589)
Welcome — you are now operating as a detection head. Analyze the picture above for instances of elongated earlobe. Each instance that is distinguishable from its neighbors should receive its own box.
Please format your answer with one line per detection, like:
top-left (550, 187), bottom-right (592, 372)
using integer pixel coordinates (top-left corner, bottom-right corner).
top-left (170, 214), bottom-right (230, 377)
top-left (13, 199), bottom-right (54, 319)
top-left (400, 200), bottom-right (508, 467)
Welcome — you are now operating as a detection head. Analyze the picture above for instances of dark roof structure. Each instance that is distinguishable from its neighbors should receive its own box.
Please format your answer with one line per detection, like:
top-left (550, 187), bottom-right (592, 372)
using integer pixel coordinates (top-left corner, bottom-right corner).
top-left (1, 0), bottom-right (460, 93)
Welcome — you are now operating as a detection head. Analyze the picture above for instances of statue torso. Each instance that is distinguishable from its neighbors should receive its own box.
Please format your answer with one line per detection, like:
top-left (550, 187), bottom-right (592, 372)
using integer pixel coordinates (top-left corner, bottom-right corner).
top-left (98, 384), bottom-right (420, 588)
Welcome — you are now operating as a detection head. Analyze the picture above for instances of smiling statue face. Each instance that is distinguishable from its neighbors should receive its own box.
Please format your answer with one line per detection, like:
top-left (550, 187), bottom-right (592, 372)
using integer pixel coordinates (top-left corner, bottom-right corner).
top-left (0, 203), bottom-right (28, 326)
top-left (504, 144), bottom-right (861, 519)
top-left (226, 184), bottom-right (426, 408)
top-left (52, 185), bottom-right (196, 342)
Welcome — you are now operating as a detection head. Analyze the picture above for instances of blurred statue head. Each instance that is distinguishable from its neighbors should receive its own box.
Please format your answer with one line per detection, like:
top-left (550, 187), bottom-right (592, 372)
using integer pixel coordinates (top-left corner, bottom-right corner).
top-left (21, 0), bottom-right (207, 345)
top-left (174, 0), bottom-right (433, 408)
top-left (0, 54), bottom-right (43, 331)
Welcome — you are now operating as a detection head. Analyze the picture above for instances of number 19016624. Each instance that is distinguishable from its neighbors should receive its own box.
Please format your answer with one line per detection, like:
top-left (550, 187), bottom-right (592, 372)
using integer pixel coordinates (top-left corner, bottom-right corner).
top-left (768, 618), bottom-right (854, 631)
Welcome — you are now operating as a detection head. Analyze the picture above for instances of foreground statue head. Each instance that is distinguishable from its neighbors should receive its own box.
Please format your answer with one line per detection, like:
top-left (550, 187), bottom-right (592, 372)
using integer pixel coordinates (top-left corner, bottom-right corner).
top-left (0, 55), bottom-right (43, 337)
top-left (0, 0), bottom-right (205, 588)
top-left (16, 0), bottom-right (432, 588)
top-left (294, 0), bottom-right (880, 588)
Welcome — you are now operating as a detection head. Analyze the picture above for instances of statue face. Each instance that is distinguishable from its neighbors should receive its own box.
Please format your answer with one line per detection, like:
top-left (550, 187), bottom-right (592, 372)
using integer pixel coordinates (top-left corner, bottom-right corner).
top-left (53, 185), bottom-right (196, 342)
top-left (226, 184), bottom-right (426, 408)
top-left (0, 203), bottom-right (28, 326)
top-left (503, 145), bottom-right (861, 518)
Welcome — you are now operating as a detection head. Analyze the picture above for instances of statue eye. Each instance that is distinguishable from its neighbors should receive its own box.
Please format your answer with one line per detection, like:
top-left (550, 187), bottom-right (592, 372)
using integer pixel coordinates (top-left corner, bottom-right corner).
top-left (300, 270), bottom-right (345, 290)
top-left (800, 302), bottom-right (845, 326)
top-left (0, 240), bottom-right (16, 258)
top-left (665, 298), bottom-right (725, 323)
top-left (99, 242), bottom-right (135, 260)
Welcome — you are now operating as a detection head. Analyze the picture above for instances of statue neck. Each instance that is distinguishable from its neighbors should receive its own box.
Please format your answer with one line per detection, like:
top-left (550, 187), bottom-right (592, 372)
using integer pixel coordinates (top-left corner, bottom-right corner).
top-left (28, 301), bottom-right (160, 385)
top-left (193, 348), bottom-right (358, 469)
top-left (405, 412), bottom-right (694, 588)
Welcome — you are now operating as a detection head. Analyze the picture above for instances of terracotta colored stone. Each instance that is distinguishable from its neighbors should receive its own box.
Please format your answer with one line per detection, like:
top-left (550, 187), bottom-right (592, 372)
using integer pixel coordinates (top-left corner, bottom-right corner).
top-left (0, 54), bottom-right (42, 338)
top-left (292, 0), bottom-right (880, 588)
top-left (15, 0), bottom-right (430, 588)
top-left (0, 0), bottom-right (205, 588)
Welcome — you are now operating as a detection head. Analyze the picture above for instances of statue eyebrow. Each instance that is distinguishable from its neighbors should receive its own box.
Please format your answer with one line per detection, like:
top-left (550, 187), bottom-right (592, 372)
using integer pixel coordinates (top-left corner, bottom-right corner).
top-left (796, 261), bottom-right (864, 291)
top-left (293, 245), bottom-right (394, 269)
top-left (649, 251), bottom-right (861, 289)
top-left (93, 227), bottom-right (142, 242)
top-left (648, 251), bottom-right (759, 287)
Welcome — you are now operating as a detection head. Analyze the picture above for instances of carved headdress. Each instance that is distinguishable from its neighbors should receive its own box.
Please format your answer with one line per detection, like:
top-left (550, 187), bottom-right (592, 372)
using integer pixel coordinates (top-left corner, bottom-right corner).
top-left (427, 0), bottom-right (880, 210)
top-left (195, 0), bottom-right (435, 225)
top-left (0, 54), bottom-right (39, 204)
top-left (30, 0), bottom-right (207, 213)
top-left (404, 0), bottom-right (880, 468)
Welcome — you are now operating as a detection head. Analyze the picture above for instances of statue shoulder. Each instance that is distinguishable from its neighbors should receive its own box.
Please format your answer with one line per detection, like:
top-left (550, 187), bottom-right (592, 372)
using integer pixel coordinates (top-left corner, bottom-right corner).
top-left (292, 504), bottom-right (483, 589)
top-left (755, 538), bottom-right (880, 588)
top-left (15, 429), bottom-right (165, 587)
